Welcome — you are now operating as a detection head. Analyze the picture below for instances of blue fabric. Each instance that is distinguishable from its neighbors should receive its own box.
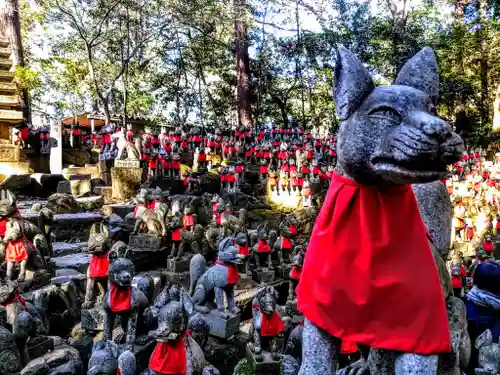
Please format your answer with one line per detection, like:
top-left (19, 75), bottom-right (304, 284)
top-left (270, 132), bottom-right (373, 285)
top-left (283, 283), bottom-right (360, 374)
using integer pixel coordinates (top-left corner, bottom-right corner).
top-left (466, 299), bottom-right (500, 342)
top-left (474, 261), bottom-right (500, 295)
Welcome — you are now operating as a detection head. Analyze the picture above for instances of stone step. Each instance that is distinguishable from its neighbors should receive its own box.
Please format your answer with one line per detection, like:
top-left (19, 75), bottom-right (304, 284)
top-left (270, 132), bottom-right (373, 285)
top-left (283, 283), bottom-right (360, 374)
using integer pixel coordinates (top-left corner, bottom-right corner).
top-left (52, 241), bottom-right (87, 257)
top-left (0, 94), bottom-right (19, 107)
top-left (0, 39), bottom-right (9, 48)
top-left (0, 58), bottom-right (12, 70)
top-left (0, 47), bottom-right (11, 58)
top-left (0, 69), bottom-right (13, 81)
top-left (0, 82), bottom-right (17, 93)
top-left (53, 252), bottom-right (90, 274)
top-left (0, 108), bottom-right (22, 120)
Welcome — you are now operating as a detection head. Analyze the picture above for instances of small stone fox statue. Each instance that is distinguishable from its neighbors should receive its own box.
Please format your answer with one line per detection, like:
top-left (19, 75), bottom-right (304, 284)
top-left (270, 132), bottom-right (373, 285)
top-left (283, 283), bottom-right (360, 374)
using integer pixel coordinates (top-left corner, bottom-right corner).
top-left (82, 223), bottom-right (111, 309)
top-left (296, 46), bottom-right (464, 375)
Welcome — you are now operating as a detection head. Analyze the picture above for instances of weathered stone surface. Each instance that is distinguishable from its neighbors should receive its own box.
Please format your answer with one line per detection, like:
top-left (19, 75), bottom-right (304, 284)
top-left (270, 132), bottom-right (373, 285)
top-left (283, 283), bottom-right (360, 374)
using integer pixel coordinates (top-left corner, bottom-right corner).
top-left (21, 345), bottom-right (83, 375)
top-left (1, 173), bottom-right (31, 193)
top-left (31, 174), bottom-right (66, 197)
top-left (246, 345), bottom-right (281, 375)
top-left (111, 166), bottom-right (142, 201)
top-left (70, 178), bottom-right (92, 197)
top-left (53, 253), bottom-right (90, 274)
top-left (52, 242), bottom-right (87, 256)
top-left (129, 234), bottom-right (163, 250)
top-left (52, 268), bottom-right (86, 286)
top-left (63, 149), bottom-right (91, 167)
top-left (81, 306), bottom-right (107, 331)
top-left (166, 257), bottom-right (190, 273)
top-left (205, 333), bottom-right (247, 375)
top-left (0, 143), bottom-right (20, 161)
top-left (133, 271), bottom-right (164, 299)
top-left (27, 336), bottom-right (55, 359)
top-left (57, 180), bottom-right (71, 194)
top-left (205, 310), bottom-right (241, 339)
top-left (94, 186), bottom-right (113, 203)
top-left (75, 195), bottom-right (104, 211)
top-left (256, 269), bottom-right (274, 283)
top-left (101, 203), bottom-right (135, 218)
top-left (63, 166), bottom-right (99, 179)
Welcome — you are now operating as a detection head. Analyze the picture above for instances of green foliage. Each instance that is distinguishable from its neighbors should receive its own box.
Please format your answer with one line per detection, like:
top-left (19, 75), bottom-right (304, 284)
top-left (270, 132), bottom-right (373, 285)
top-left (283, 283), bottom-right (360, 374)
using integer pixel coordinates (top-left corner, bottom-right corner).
top-left (19, 0), bottom-right (500, 138)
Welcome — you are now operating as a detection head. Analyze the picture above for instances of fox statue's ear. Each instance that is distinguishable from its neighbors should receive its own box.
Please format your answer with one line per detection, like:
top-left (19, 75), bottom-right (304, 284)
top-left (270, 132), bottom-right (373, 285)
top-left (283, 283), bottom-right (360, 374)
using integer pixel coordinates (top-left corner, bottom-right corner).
top-left (394, 47), bottom-right (439, 105)
top-left (334, 46), bottom-right (374, 120)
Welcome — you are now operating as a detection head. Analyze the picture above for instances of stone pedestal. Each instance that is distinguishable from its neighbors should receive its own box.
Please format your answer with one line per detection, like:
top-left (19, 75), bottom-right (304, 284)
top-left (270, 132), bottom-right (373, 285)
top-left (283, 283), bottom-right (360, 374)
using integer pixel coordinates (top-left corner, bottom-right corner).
top-left (206, 310), bottom-right (241, 339)
top-left (246, 345), bottom-right (281, 375)
top-left (68, 173), bottom-right (92, 197)
top-left (129, 234), bottom-right (167, 271)
top-left (129, 234), bottom-right (163, 250)
top-left (256, 269), bottom-right (274, 283)
top-left (81, 306), bottom-right (107, 332)
top-left (276, 264), bottom-right (292, 280)
top-left (166, 257), bottom-right (191, 273)
top-left (236, 274), bottom-right (256, 289)
top-left (111, 166), bottom-right (142, 201)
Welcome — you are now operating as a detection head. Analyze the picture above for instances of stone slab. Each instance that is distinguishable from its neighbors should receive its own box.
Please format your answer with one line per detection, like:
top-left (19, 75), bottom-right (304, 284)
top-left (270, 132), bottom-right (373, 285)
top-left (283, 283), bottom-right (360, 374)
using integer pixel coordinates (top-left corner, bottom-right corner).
top-left (66, 173), bottom-right (91, 181)
top-left (246, 345), bottom-right (281, 375)
top-left (76, 195), bottom-right (104, 211)
top-left (63, 166), bottom-right (100, 179)
top-left (0, 144), bottom-right (20, 162)
top-left (81, 306), bottom-right (107, 331)
top-left (30, 174), bottom-right (65, 197)
top-left (101, 203), bottom-right (135, 218)
top-left (111, 166), bottom-right (142, 201)
top-left (205, 310), bottom-right (241, 339)
top-left (52, 242), bottom-right (87, 256)
top-left (0, 172), bottom-right (31, 193)
top-left (94, 186), bottom-right (113, 203)
top-left (56, 180), bottom-right (71, 194)
top-left (53, 253), bottom-right (90, 274)
top-left (27, 336), bottom-right (55, 359)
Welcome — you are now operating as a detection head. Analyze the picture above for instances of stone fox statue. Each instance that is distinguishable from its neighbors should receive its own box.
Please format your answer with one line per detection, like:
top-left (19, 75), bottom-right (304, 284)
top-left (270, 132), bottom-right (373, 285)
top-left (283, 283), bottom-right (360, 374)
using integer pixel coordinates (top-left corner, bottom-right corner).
top-left (189, 237), bottom-right (243, 315)
top-left (103, 242), bottom-right (152, 350)
top-left (296, 46), bottom-right (464, 375)
top-left (141, 284), bottom-right (220, 375)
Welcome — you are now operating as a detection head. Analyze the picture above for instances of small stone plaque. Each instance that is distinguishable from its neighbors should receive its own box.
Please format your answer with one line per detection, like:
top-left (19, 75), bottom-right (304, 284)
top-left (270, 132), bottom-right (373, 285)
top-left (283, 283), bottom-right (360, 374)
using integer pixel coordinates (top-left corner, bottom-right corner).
top-left (246, 345), bottom-right (281, 375)
top-left (166, 258), bottom-right (190, 273)
top-left (205, 310), bottom-right (241, 339)
top-left (81, 306), bottom-right (107, 331)
top-left (129, 234), bottom-right (162, 250)
top-left (115, 159), bottom-right (140, 168)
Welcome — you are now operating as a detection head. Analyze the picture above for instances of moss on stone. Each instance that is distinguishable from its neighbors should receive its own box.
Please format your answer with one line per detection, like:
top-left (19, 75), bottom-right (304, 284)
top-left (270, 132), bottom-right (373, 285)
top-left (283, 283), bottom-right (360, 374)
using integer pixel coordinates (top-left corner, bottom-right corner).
top-left (233, 359), bottom-right (255, 375)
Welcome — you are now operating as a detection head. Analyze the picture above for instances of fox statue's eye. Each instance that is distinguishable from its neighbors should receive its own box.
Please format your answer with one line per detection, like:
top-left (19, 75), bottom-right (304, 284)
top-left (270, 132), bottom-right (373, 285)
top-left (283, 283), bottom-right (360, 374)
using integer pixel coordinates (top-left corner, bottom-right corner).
top-left (368, 107), bottom-right (401, 123)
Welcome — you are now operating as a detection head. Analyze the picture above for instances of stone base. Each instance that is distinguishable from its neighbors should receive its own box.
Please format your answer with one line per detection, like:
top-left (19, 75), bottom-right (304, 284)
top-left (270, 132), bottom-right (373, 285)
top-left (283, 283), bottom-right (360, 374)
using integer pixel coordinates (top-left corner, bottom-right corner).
top-left (206, 310), bottom-right (241, 339)
top-left (81, 306), bottom-right (107, 332)
top-left (162, 270), bottom-right (189, 290)
top-left (30, 173), bottom-right (66, 197)
top-left (246, 345), bottom-right (281, 375)
top-left (23, 345), bottom-right (82, 375)
top-left (101, 203), bottom-right (135, 218)
top-left (129, 234), bottom-right (163, 250)
top-left (17, 268), bottom-right (52, 293)
top-left (256, 269), bottom-right (274, 283)
top-left (236, 274), bottom-right (256, 289)
top-left (26, 335), bottom-right (55, 359)
top-left (166, 257), bottom-right (191, 273)
top-left (275, 264), bottom-right (292, 280)
top-left (94, 186), bottom-right (113, 203)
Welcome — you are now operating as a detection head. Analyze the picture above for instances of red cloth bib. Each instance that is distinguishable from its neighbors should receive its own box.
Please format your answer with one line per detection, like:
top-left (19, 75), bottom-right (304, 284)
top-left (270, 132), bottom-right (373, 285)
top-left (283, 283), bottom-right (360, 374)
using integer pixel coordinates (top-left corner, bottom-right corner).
top-left (0, 217), bottom-right (8, 236)
top-left (89, 252), bottom-right (110, 278)
top-left (217, 261), bottom-right (239, 284)
top-left (133, 205), bottom-right (147, 217)
top-left (6, 238), bottom-right (29, 262)
top-left (484, 240), bottom-right (494, 252)
top-left (149, 335), bottom-right (187, 374)
top-left (216, 213), bottom-right (222, 225)
top-left (257, 240), bottom-right (270, 253)
top-left (281, 235), bottom-right (292, 249)
top-left (297, 172), bottom-right (450, 354)
top-left (291, 266), bottom-right (302, 280)
top-left (109, 283), bottom-right (131, 313)
top-left (1, 293), bottom-right (27, 308)
top-left (172, 228), bottom-right (182, 242)
top-left (341, 340), bottom-right (358, 354)
top-left (257, 307), bottom-right (285, 337)
top-left (183, 215), bottom-right (194, 228)
top-left (289, 224), bottom-right (297, 235)
top-left (238, 244), bottom-right (250, 257)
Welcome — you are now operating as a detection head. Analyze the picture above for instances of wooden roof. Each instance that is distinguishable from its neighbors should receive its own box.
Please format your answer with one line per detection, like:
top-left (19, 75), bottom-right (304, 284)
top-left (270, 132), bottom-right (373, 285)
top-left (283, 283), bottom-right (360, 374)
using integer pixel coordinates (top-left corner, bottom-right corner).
top-left (61, 113), bottom-right (148, 127)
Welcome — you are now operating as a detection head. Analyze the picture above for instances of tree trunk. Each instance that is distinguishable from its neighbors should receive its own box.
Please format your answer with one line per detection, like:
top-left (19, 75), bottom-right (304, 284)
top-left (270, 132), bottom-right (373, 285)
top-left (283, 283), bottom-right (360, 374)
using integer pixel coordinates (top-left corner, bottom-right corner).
top-left (234, 0), bottom-right (252, 129)
top-left (454, 0), bottom-right (469, 135)
top-left (0, 0), bottom-right (31, 124)
top-left (477, 0), bottom-right (489, 128)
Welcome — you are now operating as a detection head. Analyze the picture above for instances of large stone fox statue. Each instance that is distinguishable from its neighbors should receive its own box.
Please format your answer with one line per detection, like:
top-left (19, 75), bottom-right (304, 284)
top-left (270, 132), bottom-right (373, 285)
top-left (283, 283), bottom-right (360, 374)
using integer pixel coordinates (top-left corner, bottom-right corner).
top-left (296, 46), bottom-right (464, 375)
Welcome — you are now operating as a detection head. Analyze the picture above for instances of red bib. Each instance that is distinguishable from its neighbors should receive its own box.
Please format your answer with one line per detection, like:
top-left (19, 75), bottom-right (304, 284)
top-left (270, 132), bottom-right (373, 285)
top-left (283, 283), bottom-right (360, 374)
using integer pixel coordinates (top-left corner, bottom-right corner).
top-left (257, 240), bottom-right (270, 253)
top-left (238, 244), bottom-right (250, 257)
top-left (0, 217), bottom-right (8, 237)
top-left (217, 261), bottom-right (239, 284)
top-left (289, 224), bottom-right (297, 235)
top-left (281, 236), bottom-right (292, 249)
top-left (149, 336), bottom-right (187, 374)
top-left (297, 172), bottom-right (450, 354)
top-left (258, 308), bottom-right (285, 337)
top-left (484, 241), bottom-right (494, 252)
top-left (172, 228), bottom-right (182, 242)
top-left (6, 238), bottom-right (29, 262)
top-left (109, 283), bottom-right (131, 313)
top-left (290, 266), bottom-right (302, 280)
top-left (183, 215), bottom-right (194, 228)
top-left (89, 252), bottom-right (110, 278)
top-left (1, 293), bottom-right (27, 308)
top-left (216, 213), bottom-right (222, 225)
top-left (341, 340), bottom-right (358, 354)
